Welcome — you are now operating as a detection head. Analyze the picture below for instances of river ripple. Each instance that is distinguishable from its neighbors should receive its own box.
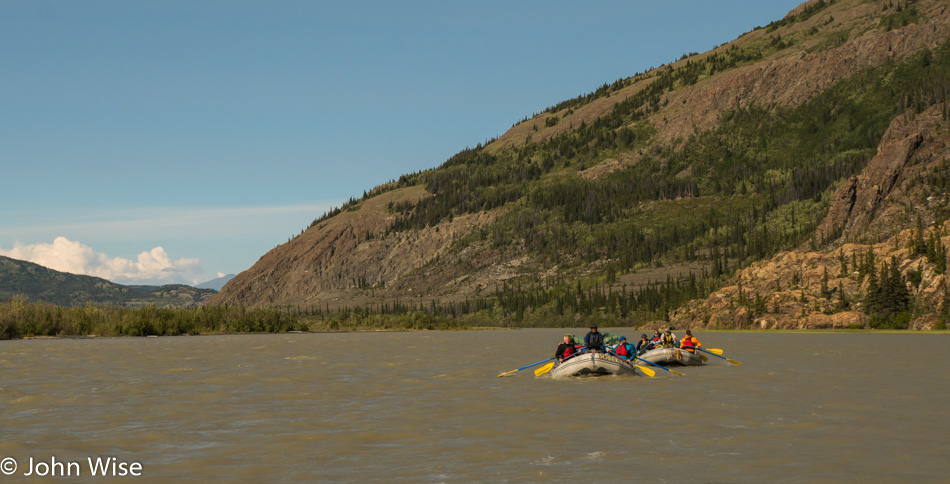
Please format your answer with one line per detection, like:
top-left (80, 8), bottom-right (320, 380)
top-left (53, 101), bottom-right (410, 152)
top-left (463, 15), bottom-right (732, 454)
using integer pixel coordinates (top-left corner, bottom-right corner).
top-left (1, 330), bottom-right (948, 482)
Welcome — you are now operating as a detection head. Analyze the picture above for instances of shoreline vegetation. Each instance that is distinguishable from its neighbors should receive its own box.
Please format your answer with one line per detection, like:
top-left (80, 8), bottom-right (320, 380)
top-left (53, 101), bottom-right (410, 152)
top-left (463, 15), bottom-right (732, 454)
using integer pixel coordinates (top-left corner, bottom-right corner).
top-left (1, 295), bottom-right (946, 341)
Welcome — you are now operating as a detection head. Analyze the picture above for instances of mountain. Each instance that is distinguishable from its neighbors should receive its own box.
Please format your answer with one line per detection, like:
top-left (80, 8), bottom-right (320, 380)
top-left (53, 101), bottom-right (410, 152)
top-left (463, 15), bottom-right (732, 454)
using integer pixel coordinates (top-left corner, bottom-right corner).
top-left (196, 274), bottom-right (235, 291)
top-left (0, 256), bottom-right (217, 307)
top-left (211, 0), bottom-right (950, 329)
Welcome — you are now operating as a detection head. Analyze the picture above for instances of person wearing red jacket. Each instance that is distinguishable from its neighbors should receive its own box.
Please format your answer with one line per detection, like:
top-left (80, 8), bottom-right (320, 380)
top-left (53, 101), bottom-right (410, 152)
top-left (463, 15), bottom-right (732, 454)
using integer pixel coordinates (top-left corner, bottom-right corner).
top-left (613, 336), bottom-right (635, 362)
top-left (679, 329), bottom-right (702, 353)
top-left (555, 335), bottom-right (580, 362)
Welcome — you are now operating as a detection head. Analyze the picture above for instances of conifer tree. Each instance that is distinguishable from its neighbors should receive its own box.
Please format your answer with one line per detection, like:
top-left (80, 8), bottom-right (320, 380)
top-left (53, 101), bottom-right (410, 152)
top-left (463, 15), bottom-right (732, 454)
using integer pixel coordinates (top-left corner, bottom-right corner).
top-left (864, 265), bottom-right (881, 315)
top-left (836, 282), bottom-right (850, 310)
top-left (821, 267), bottom-right (832, 298)
top-left (913, 214), bottom-right (927, 255)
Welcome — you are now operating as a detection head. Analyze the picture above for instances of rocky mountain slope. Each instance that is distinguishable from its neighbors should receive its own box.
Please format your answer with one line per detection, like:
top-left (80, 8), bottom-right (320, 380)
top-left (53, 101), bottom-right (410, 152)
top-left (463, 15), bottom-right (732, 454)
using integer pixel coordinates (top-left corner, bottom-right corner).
top-left (672, 103), bottom-right (950, 329)
top-left (212, 0), bottom-right (949, 329)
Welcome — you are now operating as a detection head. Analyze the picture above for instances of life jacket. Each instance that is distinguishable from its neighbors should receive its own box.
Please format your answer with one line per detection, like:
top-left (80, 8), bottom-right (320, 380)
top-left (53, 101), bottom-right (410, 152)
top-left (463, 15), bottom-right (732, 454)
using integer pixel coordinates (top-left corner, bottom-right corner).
top-left (661, 333), bottom-right (675, 347)
top-left (562, 344), bottom-right (575, 358)
top-left (681, 336), bottom-right (697, 352)
top-left (615, 343), bottom-right (630, 357)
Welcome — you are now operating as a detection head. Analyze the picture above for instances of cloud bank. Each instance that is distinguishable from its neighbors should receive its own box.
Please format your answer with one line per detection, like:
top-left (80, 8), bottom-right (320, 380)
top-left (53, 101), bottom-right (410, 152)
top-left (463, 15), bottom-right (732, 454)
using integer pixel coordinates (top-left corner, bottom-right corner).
top-left (0, 237), bottom-right (206, 286)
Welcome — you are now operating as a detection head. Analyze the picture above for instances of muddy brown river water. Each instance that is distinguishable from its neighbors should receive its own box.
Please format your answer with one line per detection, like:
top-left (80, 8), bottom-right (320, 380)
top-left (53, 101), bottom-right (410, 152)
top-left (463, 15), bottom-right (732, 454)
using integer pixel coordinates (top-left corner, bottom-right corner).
top-left (1, 330), bottom-right (948, 482)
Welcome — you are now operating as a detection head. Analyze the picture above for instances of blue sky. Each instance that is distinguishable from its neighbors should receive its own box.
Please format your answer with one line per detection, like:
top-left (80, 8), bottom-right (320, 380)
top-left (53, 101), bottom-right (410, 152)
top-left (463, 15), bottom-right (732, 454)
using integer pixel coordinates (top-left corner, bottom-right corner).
top-left (1, 0), bottom-right (802, 285)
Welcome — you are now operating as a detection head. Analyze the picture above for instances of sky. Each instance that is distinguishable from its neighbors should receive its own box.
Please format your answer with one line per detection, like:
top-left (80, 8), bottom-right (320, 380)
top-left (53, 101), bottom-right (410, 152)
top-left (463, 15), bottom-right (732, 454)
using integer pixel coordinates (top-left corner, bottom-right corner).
top-left (0, 0), bottom-right (802, 286)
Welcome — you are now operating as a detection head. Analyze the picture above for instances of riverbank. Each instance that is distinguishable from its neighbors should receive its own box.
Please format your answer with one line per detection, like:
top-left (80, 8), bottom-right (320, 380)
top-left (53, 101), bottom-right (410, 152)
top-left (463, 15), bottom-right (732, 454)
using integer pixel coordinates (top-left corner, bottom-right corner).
top-left (3, 297), bottom-right (947, 340)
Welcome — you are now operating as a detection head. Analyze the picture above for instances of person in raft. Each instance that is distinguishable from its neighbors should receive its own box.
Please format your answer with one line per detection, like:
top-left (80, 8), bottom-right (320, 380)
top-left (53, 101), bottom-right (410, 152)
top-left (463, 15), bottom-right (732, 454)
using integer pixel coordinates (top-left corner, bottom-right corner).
top-left (679, 329), bottom-right (702, 353)
top-left (555, 335), bottom-right (580, 362)
top-left (584, 324), bottom-right (605, 353)
top-left (613, 336), bottom-right (636, 362)
top-left (651, 329), bottom-right (663, 347)
top-left (636, 334), bottom-right (653, 355)
top-left (660, 328), bottom-right (677, 348)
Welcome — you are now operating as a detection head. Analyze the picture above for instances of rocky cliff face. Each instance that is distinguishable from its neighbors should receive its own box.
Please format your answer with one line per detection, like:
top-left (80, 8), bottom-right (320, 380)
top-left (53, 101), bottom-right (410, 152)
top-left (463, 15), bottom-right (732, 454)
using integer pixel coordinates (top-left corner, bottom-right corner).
top-left (672, 103), bottom-right (950, 329)
top-left (212, 0), bottom-right (950, 321)
top-left (818, 105), bottom-right (949, 243)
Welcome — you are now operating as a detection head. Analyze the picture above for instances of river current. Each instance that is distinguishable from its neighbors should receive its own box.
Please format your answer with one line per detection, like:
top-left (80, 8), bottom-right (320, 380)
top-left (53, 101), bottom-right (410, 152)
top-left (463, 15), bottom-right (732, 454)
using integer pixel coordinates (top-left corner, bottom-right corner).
top-left (1, 330), bottom-right (948, 482)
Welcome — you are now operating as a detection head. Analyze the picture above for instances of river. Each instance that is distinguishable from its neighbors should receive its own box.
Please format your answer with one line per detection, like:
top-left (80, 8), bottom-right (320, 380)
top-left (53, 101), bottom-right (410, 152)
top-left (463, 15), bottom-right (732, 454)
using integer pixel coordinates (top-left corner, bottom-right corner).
top-left (1, 330), bottom-right (948, 482)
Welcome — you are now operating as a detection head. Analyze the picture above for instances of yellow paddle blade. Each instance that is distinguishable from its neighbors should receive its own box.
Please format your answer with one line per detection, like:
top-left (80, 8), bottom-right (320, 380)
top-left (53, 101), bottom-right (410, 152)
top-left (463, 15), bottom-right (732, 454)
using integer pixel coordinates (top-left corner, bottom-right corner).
top-left (534, 362), bottom-right (556, 376)
top-left (699, 353), bottom-right (708, 362)
top-left (497, 369), bottom-right (517, 378)
top-left (668, 368), bottom-right (686, 377)
top-left (705, 348), bottom-right (724, 355)
top-left (725, 357), bottom-right (742, 366)
top-left (635, 365), bottom-right (656, 378)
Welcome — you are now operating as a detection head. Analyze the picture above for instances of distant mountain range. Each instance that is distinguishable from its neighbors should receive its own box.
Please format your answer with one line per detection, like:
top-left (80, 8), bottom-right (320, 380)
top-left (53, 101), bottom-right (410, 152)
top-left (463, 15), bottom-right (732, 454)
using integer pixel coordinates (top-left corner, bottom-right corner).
top-left (212, 0), bottom-right (950, 329)
top-left (0, 256), bottom-right (216, 307)
top-left (196, 274), bottom-right (235, 291)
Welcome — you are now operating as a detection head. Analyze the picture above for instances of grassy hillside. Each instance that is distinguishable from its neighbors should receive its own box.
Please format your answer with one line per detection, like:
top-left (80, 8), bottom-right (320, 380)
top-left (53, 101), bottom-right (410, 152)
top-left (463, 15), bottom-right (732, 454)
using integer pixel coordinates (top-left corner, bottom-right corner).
top-left (0, 256), bottom-right (216, 308)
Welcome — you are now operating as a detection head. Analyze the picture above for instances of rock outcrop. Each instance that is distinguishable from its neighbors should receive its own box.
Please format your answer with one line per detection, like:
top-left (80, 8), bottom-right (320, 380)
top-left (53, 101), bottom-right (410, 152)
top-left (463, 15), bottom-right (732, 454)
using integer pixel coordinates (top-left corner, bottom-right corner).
top-left (671, 104), bottom-right (950, 330)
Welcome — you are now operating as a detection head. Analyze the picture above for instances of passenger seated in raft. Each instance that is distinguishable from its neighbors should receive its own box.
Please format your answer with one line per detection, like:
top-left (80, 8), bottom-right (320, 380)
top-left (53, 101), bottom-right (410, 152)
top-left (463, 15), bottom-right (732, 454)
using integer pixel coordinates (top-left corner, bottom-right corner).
top-left (651, 329), bottom-right (663, 347)
top-left (613, 336), bottom-right (636, 362)
top-left (636, 334), bottom-right (653, 355)
top-left (660, 328), bottom-right (677, 348)
top-left (555, 335), bottom-right (580, 362)
top-left (679, 329), bottom-right (701, 353)
top-left (584, 324), bottom-right (605, 353)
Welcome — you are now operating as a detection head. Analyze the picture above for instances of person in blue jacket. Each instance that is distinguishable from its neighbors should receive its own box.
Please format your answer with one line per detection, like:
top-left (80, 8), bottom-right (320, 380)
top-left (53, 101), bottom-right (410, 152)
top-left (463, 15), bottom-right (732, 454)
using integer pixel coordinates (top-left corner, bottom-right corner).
top-left (584, 324), bottom-right (605, 353)
top-left (613, 335), bottom-right (637, 362)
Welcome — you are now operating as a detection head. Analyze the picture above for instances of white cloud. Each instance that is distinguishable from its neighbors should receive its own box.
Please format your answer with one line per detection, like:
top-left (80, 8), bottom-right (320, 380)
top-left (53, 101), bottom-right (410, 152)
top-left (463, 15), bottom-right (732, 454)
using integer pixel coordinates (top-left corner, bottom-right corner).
top-left (0, 237), bottom-right (207, 286)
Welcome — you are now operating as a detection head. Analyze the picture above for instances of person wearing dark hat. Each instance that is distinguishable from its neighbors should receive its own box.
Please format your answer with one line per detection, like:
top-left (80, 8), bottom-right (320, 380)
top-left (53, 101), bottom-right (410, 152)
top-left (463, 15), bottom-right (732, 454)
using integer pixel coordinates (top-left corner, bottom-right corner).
top-left (613, 335), bottom-right (635, 362)
top-left (679, 329), bottom-right (702, 353)
top-left (584, 324), bottom-right (605, 353)
top-left (636, 334), bottom-right (653, 355)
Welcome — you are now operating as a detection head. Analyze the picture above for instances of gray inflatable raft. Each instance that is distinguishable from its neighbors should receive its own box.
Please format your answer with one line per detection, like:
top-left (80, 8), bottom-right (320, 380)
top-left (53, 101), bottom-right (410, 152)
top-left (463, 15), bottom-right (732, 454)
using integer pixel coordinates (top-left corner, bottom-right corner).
top-left (638, 347), bottom-right (704, 366)
top-left (550, 352), bottom-right (638, 378)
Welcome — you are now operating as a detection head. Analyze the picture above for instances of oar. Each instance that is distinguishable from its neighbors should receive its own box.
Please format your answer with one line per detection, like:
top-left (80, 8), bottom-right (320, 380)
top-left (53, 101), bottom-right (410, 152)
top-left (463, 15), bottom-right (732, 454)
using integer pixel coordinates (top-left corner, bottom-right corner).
top-left (633, 356), bottom-right (685, 376)
top-left (704, 348), bottom-right (724, 355)
top-left (498, 357), bottom-right (554, 377)
top-left (698, 347), bottom-right (741, 365)
top-left (605, 346), bottom-right (655, 378)
top-left (535, 348), bottom-right (587, 376)
top-left (534, 361), bottom-right (556, 376)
